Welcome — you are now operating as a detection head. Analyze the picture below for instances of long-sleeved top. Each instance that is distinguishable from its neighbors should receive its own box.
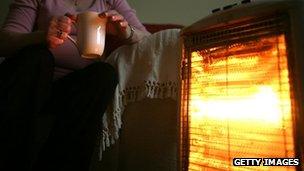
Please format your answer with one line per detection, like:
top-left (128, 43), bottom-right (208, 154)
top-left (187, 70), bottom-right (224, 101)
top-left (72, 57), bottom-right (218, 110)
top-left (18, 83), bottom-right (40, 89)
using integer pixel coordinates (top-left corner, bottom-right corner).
top-left (1, 0), bottom-right (147, 79)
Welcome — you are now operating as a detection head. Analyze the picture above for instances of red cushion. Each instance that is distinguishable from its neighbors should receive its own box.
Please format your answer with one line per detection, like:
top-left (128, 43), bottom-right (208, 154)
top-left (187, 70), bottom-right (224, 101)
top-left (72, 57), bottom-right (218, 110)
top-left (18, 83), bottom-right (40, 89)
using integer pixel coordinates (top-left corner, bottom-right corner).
top-left (144, 23), bottom-right (184, 33)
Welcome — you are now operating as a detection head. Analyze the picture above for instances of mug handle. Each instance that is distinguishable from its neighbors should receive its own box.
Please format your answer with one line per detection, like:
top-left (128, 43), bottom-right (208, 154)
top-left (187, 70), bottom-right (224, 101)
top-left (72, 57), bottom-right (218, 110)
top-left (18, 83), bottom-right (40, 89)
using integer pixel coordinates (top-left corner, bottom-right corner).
top-left (67, 35), bottom-right (77, 48)
top-left (67, 33), bottom-right (81, 57)
top-left (65, 14), bottom-right (81, 55)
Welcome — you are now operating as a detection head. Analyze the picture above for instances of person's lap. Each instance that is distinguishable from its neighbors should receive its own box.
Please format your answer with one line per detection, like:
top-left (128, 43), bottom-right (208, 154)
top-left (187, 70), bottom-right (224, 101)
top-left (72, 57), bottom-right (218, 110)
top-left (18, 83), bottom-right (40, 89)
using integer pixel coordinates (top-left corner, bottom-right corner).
top-left (0, 44), bottom-right (117, 171)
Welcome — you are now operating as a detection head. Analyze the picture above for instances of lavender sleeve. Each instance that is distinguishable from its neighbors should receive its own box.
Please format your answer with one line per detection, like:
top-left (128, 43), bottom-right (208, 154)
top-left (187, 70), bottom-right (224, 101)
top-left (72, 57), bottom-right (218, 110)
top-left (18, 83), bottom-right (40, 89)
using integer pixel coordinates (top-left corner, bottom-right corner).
top-left (112, 0), bottom-right (147, 31)
top-left (1, 0), bottom-right (39, 33)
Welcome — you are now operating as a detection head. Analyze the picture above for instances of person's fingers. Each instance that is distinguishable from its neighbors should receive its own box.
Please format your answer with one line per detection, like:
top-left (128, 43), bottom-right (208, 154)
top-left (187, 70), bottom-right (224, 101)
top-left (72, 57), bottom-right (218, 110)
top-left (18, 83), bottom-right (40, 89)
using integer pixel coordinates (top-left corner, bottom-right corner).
top-left (57, 16), bottom-right (72, 24)
top-left (47, 35), bottom-right (64, 49)
top-left (48, 24), bottom-right (68, 41)
top-left (99, 10), bottom-right (118, 18)
top-left (48, 27), bottom-right (59, 39)
top-left (47, 16), bottom-right (73, 48)
top-left (58, 16), bottom-right (72, 30)
top-left (48, 22), bottom-right (69, 38)
top-left (48, 23), bottom-right (58, 37)
top-left (56, 22), bottom-right (72, 33)
top-left (110, 14), bottom-right (124, 22)
top-left (49, 16), bottom-right (72, 34)
top-left (98, 11), bottom-right (106, 18)
top-left (100, 11), bottom-right (125, 24)
top-left (56, 29), bottom-right (68, 40)
top-left (49, 17), bottom-right (57, 27)
top-left (119, 20), bottom-right (128, 30)
top-left (108, 13), bottom-right (128, 31)
top-left (98, 10), bottom-right (130, 37)
top-left (48, 35), bottom-right (64, 44)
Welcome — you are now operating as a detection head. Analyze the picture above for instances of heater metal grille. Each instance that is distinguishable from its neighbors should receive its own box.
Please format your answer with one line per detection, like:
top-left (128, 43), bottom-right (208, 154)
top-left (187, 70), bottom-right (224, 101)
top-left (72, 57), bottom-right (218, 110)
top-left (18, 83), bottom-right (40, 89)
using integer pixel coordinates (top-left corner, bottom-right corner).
top-left (180, 13), bottom-right (297, 171)
top-left (183, 14), bottom-right (289, 50)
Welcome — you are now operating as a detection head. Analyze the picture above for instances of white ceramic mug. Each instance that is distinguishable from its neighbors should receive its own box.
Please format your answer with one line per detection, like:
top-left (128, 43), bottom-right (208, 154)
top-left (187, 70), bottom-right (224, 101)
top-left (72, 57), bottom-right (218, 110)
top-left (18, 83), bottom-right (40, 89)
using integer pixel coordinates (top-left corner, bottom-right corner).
top-left (68, 11), bottom-right (107, 59)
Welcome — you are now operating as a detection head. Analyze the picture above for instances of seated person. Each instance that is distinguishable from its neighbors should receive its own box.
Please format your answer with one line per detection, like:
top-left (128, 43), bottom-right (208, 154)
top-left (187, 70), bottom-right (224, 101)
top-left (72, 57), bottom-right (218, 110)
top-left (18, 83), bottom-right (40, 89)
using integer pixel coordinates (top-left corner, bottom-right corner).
top-left (0, 0), bottom-right (150, 170)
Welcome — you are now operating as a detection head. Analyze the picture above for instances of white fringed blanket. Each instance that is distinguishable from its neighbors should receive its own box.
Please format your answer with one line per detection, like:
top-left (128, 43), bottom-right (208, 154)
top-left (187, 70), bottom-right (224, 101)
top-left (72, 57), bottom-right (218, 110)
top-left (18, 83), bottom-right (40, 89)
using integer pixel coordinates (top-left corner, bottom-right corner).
top-left (100, 29), bottom-right (181, 159)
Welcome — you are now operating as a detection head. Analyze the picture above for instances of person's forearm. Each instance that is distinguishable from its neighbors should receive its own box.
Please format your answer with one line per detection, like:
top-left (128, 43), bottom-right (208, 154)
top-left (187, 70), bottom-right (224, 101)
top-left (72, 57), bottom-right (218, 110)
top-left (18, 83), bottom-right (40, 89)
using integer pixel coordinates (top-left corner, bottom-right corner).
top-left (123, 25), bottom-right (150, 44)
top-left (129, 27), bottom-right (150, 44)
top-left (0, 30), bottom-right (46, 57)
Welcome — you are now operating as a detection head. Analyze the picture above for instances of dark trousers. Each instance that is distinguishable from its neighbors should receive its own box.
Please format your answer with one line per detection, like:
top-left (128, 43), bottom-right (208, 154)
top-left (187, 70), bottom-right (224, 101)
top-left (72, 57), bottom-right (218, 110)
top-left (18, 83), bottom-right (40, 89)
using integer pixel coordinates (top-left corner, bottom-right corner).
top-left (0, 44), bottom-right (118, 171)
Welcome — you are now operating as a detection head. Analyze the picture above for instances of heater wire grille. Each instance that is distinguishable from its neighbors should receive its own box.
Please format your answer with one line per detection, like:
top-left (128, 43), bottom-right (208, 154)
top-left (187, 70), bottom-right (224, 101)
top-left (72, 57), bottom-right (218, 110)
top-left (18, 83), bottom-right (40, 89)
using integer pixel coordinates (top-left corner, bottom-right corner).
top-left (183, 14), bottom-right (289, 50)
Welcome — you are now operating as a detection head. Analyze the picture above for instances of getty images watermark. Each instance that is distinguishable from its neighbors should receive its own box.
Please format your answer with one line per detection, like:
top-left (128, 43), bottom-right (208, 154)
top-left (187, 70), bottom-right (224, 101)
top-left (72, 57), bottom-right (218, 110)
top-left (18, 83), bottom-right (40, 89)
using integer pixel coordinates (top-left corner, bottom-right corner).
top-left (233, 158), bottom-right (301, 166)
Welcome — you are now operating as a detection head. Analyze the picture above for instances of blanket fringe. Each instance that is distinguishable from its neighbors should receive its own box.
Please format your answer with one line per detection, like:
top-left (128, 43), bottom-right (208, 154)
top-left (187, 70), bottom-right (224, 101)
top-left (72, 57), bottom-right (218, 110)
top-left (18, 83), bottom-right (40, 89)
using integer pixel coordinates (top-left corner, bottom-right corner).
top-left (98, 80), bottom-right (178, 160)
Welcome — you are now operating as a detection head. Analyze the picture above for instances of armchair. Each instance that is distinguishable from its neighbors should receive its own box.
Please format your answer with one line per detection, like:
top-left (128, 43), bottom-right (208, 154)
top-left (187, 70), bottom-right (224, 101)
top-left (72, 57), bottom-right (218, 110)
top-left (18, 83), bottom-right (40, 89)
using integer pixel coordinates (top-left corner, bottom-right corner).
top-left (90, 23), bottom-right (183, 171)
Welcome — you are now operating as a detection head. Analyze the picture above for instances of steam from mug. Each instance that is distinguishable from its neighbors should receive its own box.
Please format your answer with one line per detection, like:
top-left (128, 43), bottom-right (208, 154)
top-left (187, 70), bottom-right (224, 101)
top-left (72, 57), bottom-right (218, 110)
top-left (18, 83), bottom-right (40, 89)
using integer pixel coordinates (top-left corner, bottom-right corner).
top-left (67, 11), bottom-right (107, 59)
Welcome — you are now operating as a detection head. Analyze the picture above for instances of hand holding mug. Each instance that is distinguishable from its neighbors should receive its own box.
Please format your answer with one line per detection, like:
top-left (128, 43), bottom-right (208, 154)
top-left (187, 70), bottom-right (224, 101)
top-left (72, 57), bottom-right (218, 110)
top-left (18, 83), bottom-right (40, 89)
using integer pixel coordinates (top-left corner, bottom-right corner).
top-left (99, 10), bottom-right (132, 40)
top-left (47, 12), bottom-right (107, 59)
top-left (46, 15), bottom-right (75, 49)
top-left (46, 10), bottom-right (133, 59)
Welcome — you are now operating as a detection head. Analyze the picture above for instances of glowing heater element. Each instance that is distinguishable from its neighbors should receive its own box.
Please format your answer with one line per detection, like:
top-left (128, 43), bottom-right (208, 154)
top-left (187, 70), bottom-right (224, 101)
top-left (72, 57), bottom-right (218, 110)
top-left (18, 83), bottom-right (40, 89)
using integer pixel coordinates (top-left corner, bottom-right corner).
top-left (182, 34), bottom-right (295, 171)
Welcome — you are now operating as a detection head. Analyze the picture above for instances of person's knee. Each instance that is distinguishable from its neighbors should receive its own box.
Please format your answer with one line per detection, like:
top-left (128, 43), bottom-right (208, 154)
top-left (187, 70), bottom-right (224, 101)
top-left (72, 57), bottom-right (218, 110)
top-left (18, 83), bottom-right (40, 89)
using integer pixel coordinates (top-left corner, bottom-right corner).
top-left (87, 62), bottom-right (118, 87)
top-left (15, 44), bottom-right (54, 67)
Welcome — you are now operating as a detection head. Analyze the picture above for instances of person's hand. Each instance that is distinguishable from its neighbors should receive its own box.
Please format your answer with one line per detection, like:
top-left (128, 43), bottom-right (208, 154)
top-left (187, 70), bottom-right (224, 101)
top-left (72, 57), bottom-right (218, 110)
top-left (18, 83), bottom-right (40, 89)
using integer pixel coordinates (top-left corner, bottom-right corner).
top-left (46, 14), bottom-right (76, 48)
top-left (99, 10), bottom-right (131, 39)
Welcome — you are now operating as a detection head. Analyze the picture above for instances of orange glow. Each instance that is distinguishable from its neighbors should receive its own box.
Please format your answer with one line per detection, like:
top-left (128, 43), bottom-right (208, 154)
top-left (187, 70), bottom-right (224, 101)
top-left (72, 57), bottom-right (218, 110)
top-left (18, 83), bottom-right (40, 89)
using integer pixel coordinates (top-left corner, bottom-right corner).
top-left (190, 86), bottom-right (283, 125)
top-left (184, 34), bottom-right (295, 171)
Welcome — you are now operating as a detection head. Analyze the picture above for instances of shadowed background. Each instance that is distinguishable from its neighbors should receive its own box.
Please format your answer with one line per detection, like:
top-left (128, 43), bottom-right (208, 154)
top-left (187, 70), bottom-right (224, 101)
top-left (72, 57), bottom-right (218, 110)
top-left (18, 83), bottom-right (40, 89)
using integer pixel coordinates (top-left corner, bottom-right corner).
top-left (1, 0), bottom-right (240, 26)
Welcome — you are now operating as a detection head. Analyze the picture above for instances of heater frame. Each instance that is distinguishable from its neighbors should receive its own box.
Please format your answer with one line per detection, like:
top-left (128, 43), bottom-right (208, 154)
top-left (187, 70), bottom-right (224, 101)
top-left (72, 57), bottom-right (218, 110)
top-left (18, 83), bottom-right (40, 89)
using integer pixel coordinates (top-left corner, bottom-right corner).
top-left (178, 0), bottom-right (304, 170)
